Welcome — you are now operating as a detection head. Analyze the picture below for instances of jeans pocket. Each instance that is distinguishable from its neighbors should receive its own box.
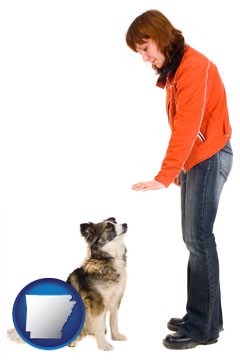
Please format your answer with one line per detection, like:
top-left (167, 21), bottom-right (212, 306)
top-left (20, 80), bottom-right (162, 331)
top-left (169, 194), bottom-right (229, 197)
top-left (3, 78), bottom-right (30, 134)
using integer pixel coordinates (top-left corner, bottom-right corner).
top-left (221, 141), bottom-right (233, 155)
top-left (219, 148), bottom-right (233, 181)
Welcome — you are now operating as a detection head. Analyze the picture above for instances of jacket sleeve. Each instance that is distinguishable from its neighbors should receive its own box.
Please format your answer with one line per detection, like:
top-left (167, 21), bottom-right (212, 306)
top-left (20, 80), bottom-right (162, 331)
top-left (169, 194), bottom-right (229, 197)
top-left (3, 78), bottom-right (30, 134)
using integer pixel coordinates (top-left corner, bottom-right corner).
top-left (155, 60), bottom-right (210, 187)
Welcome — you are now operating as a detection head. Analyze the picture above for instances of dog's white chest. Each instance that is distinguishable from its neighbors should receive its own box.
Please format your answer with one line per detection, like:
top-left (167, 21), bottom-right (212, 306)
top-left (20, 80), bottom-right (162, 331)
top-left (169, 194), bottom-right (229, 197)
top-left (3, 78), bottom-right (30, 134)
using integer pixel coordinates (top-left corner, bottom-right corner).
top-left (96, 261), bottom-right (127, 308)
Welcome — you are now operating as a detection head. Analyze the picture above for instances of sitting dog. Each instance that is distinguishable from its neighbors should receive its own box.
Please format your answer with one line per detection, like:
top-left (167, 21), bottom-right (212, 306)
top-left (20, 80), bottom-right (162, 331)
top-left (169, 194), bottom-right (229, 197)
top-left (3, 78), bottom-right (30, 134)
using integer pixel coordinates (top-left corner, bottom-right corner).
top-left (67, 217), bottom-right (128, 350)
top-left (8, 217), bottom-right (127, 351)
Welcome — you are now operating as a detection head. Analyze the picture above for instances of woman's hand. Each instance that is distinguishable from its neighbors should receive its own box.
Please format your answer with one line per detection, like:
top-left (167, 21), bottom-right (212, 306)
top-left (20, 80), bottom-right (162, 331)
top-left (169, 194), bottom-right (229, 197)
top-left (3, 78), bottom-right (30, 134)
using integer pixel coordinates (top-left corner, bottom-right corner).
top-left (132, 179), bottom-right (165, 191)
top-left (174, 173), bottom-right (181, 186)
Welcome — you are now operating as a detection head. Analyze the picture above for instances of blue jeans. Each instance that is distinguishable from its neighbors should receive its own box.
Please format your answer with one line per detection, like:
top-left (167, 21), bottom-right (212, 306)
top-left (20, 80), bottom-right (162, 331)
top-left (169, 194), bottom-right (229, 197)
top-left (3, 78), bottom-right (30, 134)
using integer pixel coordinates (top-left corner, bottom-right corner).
top-left (179, 142), bottom-right (233, 343)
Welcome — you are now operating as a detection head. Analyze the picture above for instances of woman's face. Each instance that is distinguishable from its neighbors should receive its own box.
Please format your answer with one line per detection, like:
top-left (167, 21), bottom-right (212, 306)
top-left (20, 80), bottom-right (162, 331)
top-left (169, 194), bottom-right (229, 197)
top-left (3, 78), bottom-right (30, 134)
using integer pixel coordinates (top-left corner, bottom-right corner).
top-left (136, 39), bottom-right (165, 69)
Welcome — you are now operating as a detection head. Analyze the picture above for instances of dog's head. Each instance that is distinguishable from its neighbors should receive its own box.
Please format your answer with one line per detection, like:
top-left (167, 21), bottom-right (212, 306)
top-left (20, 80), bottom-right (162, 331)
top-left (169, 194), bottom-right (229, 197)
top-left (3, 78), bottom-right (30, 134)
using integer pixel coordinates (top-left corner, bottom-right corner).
top-left (80, 218), bottom-right (127, 258)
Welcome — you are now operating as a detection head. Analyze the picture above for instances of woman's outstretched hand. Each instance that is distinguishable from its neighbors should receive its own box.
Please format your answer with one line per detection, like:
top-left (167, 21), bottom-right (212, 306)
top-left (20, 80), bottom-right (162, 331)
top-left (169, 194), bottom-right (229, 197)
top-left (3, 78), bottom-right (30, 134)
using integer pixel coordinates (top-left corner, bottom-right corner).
top-left (132, 179), bottom-right (165, 191)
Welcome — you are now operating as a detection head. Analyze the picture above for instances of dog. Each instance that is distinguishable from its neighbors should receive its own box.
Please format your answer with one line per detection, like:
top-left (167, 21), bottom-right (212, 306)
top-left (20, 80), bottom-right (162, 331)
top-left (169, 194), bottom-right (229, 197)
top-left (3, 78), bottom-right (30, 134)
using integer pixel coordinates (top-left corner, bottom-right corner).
top-left (67, 217), bottom-right (128, 350)
top-left (8, 217), bottom-right (128, 351)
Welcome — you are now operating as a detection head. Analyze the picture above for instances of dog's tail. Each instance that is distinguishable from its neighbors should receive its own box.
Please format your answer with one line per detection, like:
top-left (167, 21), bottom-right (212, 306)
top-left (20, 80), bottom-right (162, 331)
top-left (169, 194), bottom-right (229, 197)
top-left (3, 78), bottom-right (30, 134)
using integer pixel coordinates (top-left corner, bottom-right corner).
top-left (7, 328), bottom-right (25, 344)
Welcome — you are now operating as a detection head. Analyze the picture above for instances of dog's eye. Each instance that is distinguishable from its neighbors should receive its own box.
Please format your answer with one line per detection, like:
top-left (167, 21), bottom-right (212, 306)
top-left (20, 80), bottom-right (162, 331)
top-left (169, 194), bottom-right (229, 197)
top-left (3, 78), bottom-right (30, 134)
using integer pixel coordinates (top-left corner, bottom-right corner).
top-left (105, 223), bottom-right (113, 230)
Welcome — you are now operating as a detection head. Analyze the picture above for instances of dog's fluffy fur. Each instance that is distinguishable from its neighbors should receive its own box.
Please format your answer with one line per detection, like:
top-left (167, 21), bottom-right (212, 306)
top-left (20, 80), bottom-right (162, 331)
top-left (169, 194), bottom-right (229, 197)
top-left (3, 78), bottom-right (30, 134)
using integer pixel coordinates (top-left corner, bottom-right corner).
top-left (7, 328), bottom-right (25, 344)
top-left (67, 217), bottom-right (128, 350)
top-left (8, 217), bottom-right (127, 351)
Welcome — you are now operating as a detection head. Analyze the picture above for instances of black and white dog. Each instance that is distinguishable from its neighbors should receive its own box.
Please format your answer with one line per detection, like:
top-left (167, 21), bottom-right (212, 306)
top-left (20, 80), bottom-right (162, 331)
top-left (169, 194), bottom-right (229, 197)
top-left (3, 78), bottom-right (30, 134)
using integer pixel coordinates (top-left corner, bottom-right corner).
top-left (8, 217), bottom-right (128, 351)
top-left (67, 217), bottom-right (128, 350)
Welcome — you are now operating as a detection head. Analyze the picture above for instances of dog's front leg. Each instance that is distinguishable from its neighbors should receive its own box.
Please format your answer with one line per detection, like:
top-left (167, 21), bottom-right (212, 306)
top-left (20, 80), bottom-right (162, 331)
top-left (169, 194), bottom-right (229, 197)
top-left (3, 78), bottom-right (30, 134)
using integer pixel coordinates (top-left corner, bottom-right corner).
top-left (93, 312), bottom-right (114, 351)
top-left (110, 307), bottom-right (127, 341)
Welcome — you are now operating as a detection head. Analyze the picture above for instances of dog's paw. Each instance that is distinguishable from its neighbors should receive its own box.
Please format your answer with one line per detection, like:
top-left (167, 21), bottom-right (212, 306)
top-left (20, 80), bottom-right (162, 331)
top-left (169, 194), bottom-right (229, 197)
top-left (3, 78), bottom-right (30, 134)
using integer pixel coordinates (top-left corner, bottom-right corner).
top-left (98, 341), bottom-right (114, 351)
top-left (112, 333), bottom-right (127, 341)
top-left (68, 341), bottom-right (77, 347)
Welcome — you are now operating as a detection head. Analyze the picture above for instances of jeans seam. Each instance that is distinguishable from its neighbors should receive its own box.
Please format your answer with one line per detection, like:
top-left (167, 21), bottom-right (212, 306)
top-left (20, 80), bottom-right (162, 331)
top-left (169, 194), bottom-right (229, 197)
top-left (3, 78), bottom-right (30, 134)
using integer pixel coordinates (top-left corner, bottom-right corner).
top-left (200, 158), bottom-right (216, 341)
top-left (181, 149), bottom-right (232, 342)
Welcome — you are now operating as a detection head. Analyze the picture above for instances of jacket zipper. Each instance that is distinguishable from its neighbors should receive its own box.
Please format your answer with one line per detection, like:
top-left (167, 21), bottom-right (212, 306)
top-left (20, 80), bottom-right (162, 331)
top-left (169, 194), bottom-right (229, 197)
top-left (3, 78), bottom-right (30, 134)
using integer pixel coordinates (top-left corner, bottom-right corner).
top-left (167, 100), bottom-right (170, 122)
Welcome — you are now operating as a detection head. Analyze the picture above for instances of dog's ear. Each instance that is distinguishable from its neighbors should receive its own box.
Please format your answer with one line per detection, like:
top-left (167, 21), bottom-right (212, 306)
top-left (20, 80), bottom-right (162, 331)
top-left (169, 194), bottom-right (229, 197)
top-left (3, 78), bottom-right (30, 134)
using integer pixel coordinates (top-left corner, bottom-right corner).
top-left (80, 223), bottom-right (96, 243)
top-left (105, 217), bottom-right (116, 223)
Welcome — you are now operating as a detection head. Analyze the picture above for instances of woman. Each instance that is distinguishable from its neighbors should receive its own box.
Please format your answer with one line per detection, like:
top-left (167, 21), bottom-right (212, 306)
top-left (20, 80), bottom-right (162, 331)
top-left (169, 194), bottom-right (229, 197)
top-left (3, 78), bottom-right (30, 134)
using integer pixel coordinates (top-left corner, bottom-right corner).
top-left (126, 10), bottom-right (233, 350)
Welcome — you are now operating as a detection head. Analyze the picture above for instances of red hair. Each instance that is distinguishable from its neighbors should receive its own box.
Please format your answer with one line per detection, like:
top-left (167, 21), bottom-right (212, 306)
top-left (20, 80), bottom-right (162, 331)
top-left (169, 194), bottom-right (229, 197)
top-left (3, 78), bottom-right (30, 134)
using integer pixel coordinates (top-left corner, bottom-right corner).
top-left (126, 10), bottom-right (185, 84)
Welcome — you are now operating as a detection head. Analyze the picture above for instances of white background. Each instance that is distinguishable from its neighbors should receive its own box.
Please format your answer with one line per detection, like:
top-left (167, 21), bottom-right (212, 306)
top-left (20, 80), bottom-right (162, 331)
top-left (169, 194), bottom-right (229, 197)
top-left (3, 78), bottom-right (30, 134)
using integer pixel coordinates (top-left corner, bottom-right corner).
top-left (1, 0), bottom-right (240, 359)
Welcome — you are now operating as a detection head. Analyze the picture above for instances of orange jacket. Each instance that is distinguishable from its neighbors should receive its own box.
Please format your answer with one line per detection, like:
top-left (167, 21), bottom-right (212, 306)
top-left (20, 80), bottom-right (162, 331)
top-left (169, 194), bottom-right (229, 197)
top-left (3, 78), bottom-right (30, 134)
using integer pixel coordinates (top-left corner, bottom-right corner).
top-left (155, 45), bottom-right (232, 187)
